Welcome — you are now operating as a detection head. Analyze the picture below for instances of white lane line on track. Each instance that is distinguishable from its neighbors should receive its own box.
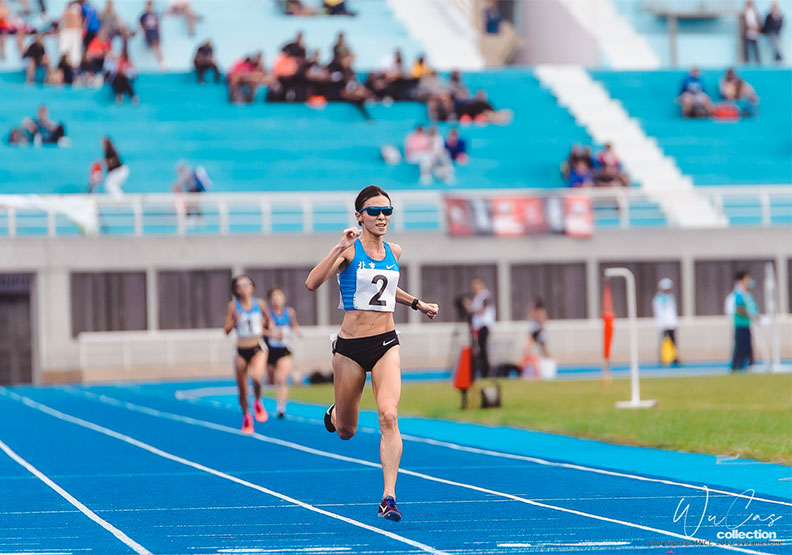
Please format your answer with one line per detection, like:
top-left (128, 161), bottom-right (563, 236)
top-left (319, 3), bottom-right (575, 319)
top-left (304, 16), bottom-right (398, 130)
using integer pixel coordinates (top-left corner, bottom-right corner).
top-left (0, 439), bottom-right (152, 555)
top-left (72, 387), bottom-right (792, 509)
top-left (0, 389), bottom-right (448, 555)
top-left (55, 388), bottom-right (777, 555)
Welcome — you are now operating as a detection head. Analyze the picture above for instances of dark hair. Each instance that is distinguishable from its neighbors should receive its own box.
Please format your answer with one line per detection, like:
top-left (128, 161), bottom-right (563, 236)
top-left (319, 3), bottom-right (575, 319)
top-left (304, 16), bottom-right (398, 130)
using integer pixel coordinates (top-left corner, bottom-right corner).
top-left (231, 274), bottom-right (255, 299)
top-left (267, 287), bottom-right (284, 300)
top-left (354, 185), bottom-right (391, 212)
top-left (533, 297), bottom-right (545, 309)
top-left (103, 137), bottom-right (118, 159)
top-left (735, 270), bottom-right (749, 282)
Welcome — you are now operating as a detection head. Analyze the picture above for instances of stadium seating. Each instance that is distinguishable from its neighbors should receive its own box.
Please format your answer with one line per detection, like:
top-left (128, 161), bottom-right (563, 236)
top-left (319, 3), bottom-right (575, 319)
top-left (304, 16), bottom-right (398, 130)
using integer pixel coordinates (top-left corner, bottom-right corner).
top-left (0, 69), bottom-right (593, 195)
top-left (0, 0), bottom-right (422, 72)
top-left (590, 68), bottom-right (792, 186)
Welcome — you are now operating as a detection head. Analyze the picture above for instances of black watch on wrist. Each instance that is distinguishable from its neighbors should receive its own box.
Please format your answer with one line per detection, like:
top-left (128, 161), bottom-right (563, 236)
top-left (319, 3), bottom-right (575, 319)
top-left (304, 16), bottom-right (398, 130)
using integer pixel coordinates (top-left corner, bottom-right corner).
top-left (411, 298), bottom-right (420, 311)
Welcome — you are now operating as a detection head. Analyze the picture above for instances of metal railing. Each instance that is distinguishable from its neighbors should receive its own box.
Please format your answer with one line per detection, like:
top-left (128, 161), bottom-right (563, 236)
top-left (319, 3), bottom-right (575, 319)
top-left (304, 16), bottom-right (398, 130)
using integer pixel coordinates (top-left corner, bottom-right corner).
top-left (0, 187), bottom-right (789, 238)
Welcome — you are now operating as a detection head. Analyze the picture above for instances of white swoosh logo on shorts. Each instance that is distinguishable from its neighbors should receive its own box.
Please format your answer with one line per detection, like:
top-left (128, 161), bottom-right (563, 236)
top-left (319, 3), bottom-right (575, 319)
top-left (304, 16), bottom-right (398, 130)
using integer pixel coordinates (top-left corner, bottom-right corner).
top-left (383, 338), bottom-right (396, 346)
top-left (386, 264), bottom-right (396, 269)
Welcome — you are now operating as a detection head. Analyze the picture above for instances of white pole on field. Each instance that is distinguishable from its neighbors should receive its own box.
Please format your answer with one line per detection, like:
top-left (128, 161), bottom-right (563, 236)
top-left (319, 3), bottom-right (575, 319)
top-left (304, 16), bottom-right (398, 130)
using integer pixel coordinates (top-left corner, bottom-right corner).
top-left (604, 267), bottom-right (657, 409)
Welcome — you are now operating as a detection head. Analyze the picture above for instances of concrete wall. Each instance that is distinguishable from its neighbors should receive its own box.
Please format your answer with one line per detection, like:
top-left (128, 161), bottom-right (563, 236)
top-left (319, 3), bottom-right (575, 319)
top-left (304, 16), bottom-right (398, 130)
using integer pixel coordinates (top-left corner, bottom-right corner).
top-left (1, 226), bottom-right (789, 382)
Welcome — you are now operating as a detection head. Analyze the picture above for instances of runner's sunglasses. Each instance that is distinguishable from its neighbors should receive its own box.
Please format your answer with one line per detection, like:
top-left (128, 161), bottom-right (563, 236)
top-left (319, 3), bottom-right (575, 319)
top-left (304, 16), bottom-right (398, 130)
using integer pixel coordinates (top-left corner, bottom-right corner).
top-left (358, 206), bottom-right (394, 217)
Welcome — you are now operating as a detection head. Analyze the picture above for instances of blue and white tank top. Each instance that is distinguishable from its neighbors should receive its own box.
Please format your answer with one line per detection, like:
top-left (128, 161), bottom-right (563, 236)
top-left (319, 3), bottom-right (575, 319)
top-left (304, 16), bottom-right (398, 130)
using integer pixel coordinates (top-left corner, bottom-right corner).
top-left (235, 299), bottom-right (264, 339)
top-left (338, 239), bottom-right (400, 312)
top-left (267, 307), bottom-right (292, 348)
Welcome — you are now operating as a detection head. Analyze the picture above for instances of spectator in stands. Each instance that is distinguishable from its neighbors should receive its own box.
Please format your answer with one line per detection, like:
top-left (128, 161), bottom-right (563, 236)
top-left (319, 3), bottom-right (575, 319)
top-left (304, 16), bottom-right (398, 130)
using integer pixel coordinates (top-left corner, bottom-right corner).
top-left (227, 54), bottom-right (256, 103)
top-left (0, 0), bottom-right (27, 61)
top-left (100, 0), bottom-right (132, 40)
top-left (49, 53), bottom-right (75, 85)
top-left (194, 40), bottom-right (220, 83)
top-left (405, 124), bottom-right (432, 184)
top-left (84, 27), bottom-right (111, 74)
top-left (561, 144), bottom-right (591, 180)
top-left (740, 0), bottom-right (762, 64)
top-left (284, 0), bottom-right (314, 16)
top-left (678, 67), bottom-right (712, 118)
top-left (102, 136), bottom-right (129, 200)
top-left (411, 55), bottom-right (431, 78)
top-left (59, 2), bottom-right (82, 68)
top-left (282, 31), bottom-right (306, 59)
top-left (447, 69), bottom-right (465, 98)
top-left (595, 143), bottom-right (628, 187)
top-left (172, 160), bottom-right (211, 218)
top-left (567, 160), bottom-right (593, 188)
top-left (6, 117), bottom-right (38, 146)
top-left (23, 34), bottom-right (49, 83)
top-left (456, 89), bottom-right (512, 124)
top-left (106, 43), bottom-right (139, 105)
top-left (730, 270), bottom-right (758, 372)
top-left (445, 128), bottom-right (468, 164)
top-left (764, 2), bottom-right (784, 63)
top-left (139, 0), bottom-right (165, 69)
top-left (483, 0), bottom-right (502, 34)
top-left (417, 70), bottom-right (452, 120)
top-left (719, 67), bottom-right (759, 116)
top-left (33, 104), bottom-right (68, 145)
top-left (332, 31), bottom-right (352, 64)
top-left (79, 0), bottom-right (101, 49)
top-left (164, 0), bottom-right (197, 37)
top-left (323, 0), bottom-right (355, 16)
top-left (428, 126), bottom-right (454, 183)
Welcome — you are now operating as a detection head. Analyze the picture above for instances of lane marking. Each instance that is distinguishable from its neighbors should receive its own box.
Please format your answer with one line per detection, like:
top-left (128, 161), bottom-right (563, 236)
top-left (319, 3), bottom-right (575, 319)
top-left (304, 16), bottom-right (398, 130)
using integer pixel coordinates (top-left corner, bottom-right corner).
top-left (49, 389), bottom-right (778, 555)
top-left (0, 439), bottom-right (152, 555)
top-left (72, 387), bottom-right (792, 509)
top-left (0, 390), bottom-right (448, 555)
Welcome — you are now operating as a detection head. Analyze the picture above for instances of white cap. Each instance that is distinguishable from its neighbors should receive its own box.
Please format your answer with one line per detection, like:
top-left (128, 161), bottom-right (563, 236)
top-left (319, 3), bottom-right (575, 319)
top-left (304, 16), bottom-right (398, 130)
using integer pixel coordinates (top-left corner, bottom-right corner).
top-left (659, 278), bottom-right (673, 290)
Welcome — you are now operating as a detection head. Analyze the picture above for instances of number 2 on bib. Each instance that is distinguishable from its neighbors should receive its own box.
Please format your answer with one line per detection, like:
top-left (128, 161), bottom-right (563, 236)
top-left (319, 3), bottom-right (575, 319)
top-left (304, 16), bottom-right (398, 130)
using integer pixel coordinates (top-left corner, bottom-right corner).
top-left (369, 275), bottom-right (388, 306)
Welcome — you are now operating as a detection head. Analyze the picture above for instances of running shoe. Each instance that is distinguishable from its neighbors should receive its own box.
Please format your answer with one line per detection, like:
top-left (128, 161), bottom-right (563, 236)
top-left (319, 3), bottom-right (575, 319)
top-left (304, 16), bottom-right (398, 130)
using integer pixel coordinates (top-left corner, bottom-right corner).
top-left (324, 404), bottom-right (336, 433)
top-left (254, 400), bottom-right (268, 422)
top-left (241, 413), bottom-right (254, 434)
top-left (377, 496), bottom-right (401, 521)
top-left (277, 410), bottom-right (285, 420)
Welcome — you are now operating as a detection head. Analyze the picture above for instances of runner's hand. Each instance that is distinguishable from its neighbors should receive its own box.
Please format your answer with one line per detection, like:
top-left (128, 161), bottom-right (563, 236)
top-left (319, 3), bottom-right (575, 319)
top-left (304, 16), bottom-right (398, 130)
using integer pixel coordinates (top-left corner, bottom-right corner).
top-left (338, 227), bottom-right (362, 249)
top-left (419, 302), bottom-right (439, 320)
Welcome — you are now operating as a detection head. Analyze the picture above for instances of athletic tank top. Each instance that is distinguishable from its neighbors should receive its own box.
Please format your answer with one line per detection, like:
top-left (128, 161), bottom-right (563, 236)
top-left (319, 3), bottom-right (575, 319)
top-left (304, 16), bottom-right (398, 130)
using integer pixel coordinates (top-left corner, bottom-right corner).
top-left (338, 239), bottom-right (400, 312)
top-left (267, 307), bottom-right (292, 348)
top-left (235, 299), bottom-right (264, 339)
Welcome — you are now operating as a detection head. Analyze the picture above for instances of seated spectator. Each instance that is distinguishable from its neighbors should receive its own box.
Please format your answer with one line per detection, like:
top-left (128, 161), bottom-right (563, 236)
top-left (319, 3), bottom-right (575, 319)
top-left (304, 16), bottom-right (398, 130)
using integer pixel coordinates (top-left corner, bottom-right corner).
top-left (678, 66), bottom-right (712, 118)
top-left (417, 70), bottom-right (451, 117)
top-left (405, 125), bottom-right (453, 185)
top-left (411, 55), bottom-right (431, 79)
top-left (567, 160), bottom-right (593, 188)
top-left (719, 67), bottom-right (759, 116)
top-left (595, 143), bottom-right (628, 187)
top-left (194, 40), bottom-right (220, 83)
top-left (23, 34), bottom-right (49, 83)
top-left (483, 0), bottom-right (502, 34)
top-left (101, 136), bottom-right (128, 200)
top-left (163, 0), bottom-right (197, 37)
top-left (456, 89), bottom-right (512, 124)
top-left (84, 27), bottom-right (112, 74)
top-left (0, 0), bottom-right (27, 61)
top-left (48, 53), bottom-right (75, 85)
top-left (105, 44), bottom-right (139, 105)
top-left (228, 51), bottom-right (268, 103)
top-left (282, 31), bottom-right (306, 59)
top-left (100, 0), bottom-right (133, 40)
top-left (428, 127), bottom-right (454, 183)
top-left (139, 0), bottom-right (165, 68)
top-left (6, 117), bottom-right (39, 146)
top-left (284, 0), bottom-right (314, 15)
top-left (332, 31), bottom-right (352, 64)
top-left (445, 128), bottom-right (468, 164)
top-left (447, 69), bottom-right (465, 98)
top-left (172, 160), bottom-right (212, 218)
top-left (33, 105), bottom-right (68, 145)
top-left (323, 0), bottom-right (355, 16)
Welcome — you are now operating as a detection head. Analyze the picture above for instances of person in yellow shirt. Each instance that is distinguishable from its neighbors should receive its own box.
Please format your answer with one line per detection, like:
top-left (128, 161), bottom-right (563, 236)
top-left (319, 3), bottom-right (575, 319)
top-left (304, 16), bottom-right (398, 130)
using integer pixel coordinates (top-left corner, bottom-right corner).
top-left (411, 55), bottom-right (431, 79)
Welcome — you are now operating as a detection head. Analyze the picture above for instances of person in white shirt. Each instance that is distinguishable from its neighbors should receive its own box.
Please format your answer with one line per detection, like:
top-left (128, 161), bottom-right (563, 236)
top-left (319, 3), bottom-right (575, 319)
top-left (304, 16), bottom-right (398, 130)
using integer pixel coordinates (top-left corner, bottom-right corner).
top-left (652, 278), bottom-right (680, 365)
top-left (741, 0), bottom-right (762, 64)
top-left (465, 278), bottom-right (496, 378)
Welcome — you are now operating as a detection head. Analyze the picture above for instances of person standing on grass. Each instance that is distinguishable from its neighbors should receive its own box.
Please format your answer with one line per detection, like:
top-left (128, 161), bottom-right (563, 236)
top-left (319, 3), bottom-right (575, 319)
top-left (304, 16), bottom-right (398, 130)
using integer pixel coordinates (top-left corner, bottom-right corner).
top-left (305, 185), bottom-right (439, 522)
top-left (652, 278), bottom-right (680, 366)
top-left (730, 270), bottom-right (758, 372)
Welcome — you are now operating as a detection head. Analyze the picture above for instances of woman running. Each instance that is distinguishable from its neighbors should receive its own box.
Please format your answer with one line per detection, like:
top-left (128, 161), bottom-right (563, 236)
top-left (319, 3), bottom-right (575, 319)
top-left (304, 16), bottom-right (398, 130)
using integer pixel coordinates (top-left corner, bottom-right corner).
top-left (224, 274), bottom-right (271, 433)
top-left (305, 185), bottom-right (439, 522)
top-left (265, 287), bottom-right (302, 419)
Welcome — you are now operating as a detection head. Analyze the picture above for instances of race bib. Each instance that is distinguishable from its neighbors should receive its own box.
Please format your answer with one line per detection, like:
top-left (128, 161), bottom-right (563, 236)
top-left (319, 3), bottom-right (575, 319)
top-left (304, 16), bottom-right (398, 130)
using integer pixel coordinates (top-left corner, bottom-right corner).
top-left (353, 268), bottom-right (399, 312)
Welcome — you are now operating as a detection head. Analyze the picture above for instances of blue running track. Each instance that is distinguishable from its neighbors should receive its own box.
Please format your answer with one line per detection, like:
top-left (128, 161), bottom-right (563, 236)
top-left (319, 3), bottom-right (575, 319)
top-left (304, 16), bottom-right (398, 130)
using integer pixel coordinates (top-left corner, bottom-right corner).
top-left (0, 381), bottom-right (789, 555)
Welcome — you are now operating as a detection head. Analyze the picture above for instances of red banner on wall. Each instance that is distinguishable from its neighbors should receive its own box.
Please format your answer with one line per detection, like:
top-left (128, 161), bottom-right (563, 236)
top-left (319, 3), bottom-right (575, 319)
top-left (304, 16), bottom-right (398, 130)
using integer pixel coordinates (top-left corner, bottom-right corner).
top-left (444, 195), bottom-right (593, 238)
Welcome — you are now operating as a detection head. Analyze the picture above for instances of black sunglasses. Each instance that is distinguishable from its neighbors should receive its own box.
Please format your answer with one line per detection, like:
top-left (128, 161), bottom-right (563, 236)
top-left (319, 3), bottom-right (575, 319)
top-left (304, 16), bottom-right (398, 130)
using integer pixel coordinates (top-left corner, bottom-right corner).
top-left (359, 206), bottom-right (394, 217)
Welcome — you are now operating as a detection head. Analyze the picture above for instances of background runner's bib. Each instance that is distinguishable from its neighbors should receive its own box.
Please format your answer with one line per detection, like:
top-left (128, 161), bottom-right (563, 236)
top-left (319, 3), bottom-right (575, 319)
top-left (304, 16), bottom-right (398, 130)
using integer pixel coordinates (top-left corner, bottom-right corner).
top-left (338, 239), bottom-right (400, 312)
